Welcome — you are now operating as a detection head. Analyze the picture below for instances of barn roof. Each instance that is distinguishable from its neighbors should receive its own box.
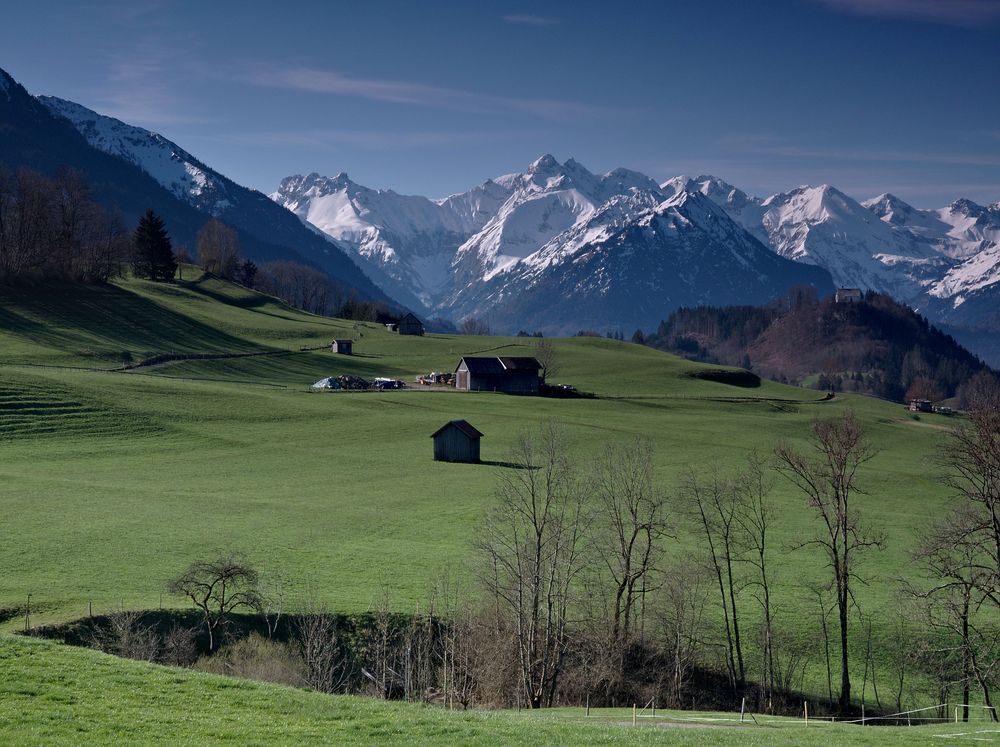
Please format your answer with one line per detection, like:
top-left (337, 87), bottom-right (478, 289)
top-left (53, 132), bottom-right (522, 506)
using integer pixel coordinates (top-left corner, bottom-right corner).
top-left (499, 356), bottom-right (541, 371)
top-left (430, 419), bottom-right (484, 440)
top-left (400, 312), bottom-right (423, 323)
top-left (457, 356), bottom-right (506, 374)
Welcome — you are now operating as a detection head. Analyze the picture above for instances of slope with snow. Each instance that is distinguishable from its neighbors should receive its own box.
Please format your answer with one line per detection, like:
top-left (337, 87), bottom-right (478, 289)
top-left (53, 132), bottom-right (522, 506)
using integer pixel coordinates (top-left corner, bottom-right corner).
top-left (39, 96), bottom-right (235, 216)
top-left (444, 188), bottom-right (833, 334)
top-left (271, 172), bottom-right (513, 306)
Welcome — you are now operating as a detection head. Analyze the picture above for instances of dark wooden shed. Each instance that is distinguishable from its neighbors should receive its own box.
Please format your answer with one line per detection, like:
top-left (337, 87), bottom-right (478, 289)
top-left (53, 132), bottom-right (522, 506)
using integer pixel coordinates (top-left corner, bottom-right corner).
top-left (398, 312), bottom-right (424, 336)
top-left (331, 339), bottom-right (353, 354)
top-left (431, 420), bottom-right (483, 463)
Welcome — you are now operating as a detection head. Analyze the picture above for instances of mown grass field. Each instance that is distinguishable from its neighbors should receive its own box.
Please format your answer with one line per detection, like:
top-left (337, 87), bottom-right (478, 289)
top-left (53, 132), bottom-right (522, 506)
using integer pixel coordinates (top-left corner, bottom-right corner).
top-left (0, 635), bottom-right (987, 746)
top-left (0, 271), bottom-right (962, 721)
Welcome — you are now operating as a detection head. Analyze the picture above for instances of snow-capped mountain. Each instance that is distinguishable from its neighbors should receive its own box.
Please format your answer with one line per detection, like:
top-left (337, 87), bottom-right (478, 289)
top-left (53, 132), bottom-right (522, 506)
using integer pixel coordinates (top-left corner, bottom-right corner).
top-left (445, 188), bottom-right (833, 334)
top-left (278, 154), bottom-right (997, 359)
top-left (277, 155), bottom-right (832, 334)
top-left (271, 171), bottom-right (511, 308)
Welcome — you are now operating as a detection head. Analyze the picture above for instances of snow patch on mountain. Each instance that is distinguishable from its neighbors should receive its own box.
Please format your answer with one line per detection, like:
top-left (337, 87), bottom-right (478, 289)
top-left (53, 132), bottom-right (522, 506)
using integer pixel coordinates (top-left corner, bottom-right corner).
top-left (38, 96), bottom-right (235, 215)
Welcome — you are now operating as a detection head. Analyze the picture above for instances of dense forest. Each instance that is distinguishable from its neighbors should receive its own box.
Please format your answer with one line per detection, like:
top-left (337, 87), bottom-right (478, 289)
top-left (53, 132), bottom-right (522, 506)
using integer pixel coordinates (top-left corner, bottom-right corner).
top-left (643, 288), bottom-right (994, 403)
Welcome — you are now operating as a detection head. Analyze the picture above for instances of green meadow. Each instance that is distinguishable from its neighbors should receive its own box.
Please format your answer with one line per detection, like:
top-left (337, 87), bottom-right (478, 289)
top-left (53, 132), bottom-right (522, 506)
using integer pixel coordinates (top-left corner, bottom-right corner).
top-left (0, 271), bottom-right (964, 737)
top-left (0, 635), bottom-right (985, 746)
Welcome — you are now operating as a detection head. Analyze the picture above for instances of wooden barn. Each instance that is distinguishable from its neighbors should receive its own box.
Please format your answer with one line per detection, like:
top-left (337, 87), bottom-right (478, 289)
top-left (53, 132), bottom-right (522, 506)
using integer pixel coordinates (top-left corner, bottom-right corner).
top-left (455, 356), bottom-right (541, 394)
top-left (398, 312), bottom-right (424, 336)
top-left (431, 420), bottom-right (483, 463)
top-left (330, 339), bottom-right (353, 354)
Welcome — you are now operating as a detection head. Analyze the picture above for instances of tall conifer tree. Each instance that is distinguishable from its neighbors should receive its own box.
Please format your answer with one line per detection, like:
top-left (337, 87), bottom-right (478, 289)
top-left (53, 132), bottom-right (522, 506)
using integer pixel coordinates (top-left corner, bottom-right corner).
top-left (133, 209), bottom-right (176, 281)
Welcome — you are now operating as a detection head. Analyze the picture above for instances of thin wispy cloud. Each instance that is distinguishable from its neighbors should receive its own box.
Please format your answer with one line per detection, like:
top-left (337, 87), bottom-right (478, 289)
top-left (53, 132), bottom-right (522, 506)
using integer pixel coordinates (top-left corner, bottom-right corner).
top-left (815, 0), bottom-right (1000, 27)
top-left (246, 65), bottom-right (608, 119)
top-left (224, 127), bottom-right (545, 151)
top-left (742, 143), bottom-right (1000, 168)
top-left (89, 34), bottom-right (214, 128)
top-left (502, 14), bottom-right (560, 26)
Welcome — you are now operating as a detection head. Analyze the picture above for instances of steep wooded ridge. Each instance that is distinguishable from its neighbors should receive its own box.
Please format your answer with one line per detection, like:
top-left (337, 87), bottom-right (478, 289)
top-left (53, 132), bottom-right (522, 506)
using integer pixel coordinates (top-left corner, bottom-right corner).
top-left (646, 291), bottom-right (993, 402)
top-left (0, 67), bottom-right (391, 307)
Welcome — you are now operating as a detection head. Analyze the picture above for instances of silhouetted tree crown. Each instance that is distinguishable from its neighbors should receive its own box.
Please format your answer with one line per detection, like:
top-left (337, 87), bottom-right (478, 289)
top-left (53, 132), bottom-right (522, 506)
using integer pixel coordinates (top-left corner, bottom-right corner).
top-left (133, 209), bottom-right (176, 282)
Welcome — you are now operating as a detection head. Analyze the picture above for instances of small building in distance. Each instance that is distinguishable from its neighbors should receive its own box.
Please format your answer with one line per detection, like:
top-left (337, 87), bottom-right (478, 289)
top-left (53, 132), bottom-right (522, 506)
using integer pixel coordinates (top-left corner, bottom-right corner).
top-left (455, 356), bottom-right (541, 394)
top-left (385, 322), bottom-right (398, 333)
top-left (330, 339), bottom-right (353, 354)
top-left (398, 312), bottom-right (424, 336)
top-left (908, 399), bottom-right (933, 413)
top-left (431, 419), bottom-right (483, 463)
top-left (835, 288), bottom-right (863, 304)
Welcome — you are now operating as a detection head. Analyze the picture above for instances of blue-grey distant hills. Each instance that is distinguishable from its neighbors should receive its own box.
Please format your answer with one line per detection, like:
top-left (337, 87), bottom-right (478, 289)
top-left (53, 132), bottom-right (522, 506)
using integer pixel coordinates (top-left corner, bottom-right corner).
top-left (0, 67), bottom-right (391, 306)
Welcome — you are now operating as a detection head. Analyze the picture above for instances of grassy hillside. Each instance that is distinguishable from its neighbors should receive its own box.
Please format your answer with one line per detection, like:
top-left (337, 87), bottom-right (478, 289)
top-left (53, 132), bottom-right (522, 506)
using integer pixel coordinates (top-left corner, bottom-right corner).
top-left (0, 273), bottom-right (958, 705)
top-left (0, 636), bottom-right (977, 745)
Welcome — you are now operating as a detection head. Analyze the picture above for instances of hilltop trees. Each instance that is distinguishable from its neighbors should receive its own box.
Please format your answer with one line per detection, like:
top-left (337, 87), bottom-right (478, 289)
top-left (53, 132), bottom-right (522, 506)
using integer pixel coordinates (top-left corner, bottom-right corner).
top-left (132, 209), bottom-right (176, 281)
top-left (775, 411), bottom-right (882, 714)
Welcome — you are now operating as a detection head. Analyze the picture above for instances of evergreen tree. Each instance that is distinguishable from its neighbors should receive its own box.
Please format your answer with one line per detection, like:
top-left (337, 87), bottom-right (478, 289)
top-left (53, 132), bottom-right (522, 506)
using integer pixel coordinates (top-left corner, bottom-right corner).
top-left (133, 209), bottom-right (176, 281)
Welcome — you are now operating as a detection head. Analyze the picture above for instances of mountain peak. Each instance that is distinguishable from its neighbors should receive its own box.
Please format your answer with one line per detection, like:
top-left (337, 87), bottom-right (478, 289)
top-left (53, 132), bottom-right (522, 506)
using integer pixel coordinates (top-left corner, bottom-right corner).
top-left (528, 153), bottom-right (560, 174)
top-left (949, 197), bottom-right (985, 216)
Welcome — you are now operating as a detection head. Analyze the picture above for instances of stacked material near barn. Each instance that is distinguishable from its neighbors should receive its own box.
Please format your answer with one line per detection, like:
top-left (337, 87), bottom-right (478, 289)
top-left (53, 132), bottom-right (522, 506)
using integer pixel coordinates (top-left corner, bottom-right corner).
top-left (431, 420), bottom-right (483, 463)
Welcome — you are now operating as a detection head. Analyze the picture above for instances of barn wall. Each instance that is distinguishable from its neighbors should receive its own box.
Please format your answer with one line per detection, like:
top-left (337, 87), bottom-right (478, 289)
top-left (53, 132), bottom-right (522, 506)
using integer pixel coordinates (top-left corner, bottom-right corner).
top-left (468, 372), bottom-right (539, 393)
top-left (433, 427), bottom-right (479, 462)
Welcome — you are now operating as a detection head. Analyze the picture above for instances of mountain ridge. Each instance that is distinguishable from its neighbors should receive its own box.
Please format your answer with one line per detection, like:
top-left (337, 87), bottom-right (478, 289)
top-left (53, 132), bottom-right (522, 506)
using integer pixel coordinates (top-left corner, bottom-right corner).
top-left (0, 67), bottom-right (393, 308)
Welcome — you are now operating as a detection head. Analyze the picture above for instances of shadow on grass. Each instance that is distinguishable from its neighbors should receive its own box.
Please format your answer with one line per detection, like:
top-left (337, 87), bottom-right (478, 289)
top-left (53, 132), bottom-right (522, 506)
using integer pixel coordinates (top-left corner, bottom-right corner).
top-left (0, 281), bottom-right (269, 358)
top-left (478, 459), bottom-right (537, 470)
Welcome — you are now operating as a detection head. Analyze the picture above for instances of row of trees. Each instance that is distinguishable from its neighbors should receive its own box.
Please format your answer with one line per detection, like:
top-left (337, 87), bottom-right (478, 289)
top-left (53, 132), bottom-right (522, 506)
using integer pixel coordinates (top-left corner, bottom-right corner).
top-left (0, 165), bottom-right (131, 283)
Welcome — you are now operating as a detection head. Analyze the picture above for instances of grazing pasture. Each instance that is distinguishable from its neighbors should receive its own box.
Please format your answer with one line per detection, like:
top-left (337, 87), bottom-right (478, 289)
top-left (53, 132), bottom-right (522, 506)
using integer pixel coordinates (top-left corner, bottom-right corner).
top-left (0, 273), bottom-right (956, 709)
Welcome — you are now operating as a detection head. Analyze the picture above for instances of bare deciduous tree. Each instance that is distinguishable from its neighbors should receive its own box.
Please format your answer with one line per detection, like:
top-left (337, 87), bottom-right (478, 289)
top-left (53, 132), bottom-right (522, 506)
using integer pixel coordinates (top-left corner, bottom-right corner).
top-left (460, 316), bottom-right (491, 336)
top-left (475, 424), bottom-right (589, 708)
top-left (734, 451), bottom-right (776, 708)
top-left (684, 468), bottom-right (746, 693)
top-left (197, 219), bottom-right (240, 279)
top-left (592, 438), bottom-right (670, 675)
top-left (168, 555), bottom-right (262, 652)
top-left (775, 410), bottom-right (883, 714)
top-left (535, 338), bottom-right (560, 382)
top-left (294, 601), bottom-right (353, 694)
top-left (657, 562), bottom-right (709, 707)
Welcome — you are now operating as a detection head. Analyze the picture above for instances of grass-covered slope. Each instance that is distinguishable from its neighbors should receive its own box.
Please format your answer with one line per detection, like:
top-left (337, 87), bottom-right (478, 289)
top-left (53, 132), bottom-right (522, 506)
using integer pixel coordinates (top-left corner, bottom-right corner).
top-left (0, 273), bottom-right (958, 705)
top-left (0, 636), bottom-right (972, 745)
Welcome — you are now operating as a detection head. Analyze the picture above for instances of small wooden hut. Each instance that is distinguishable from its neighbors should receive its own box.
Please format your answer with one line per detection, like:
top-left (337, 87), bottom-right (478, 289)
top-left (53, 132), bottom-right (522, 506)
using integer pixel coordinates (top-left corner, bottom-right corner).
top-left (431, 420), bottom-right (483, 463)
top-left (331, 339), bottom-right (353, 354)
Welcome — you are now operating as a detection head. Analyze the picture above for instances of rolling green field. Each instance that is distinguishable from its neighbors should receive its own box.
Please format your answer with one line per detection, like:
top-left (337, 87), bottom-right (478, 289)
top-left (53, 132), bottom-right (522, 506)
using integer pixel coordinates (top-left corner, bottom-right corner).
top-left (0, 272), bottom-right (963, 731)
top-left (0, 635), bottom-right (986, 746)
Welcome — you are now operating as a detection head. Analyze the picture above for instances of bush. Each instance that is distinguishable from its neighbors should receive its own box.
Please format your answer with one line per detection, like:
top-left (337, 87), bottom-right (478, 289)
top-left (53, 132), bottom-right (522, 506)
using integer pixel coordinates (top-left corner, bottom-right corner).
top-left (193, 633), bottom-right (306, 687)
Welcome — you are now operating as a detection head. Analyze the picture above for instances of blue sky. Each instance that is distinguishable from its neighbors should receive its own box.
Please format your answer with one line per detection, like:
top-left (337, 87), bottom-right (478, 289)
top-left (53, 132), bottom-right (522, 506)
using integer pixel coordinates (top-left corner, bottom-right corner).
top-left (3, 0), bottom-right (999, 206)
